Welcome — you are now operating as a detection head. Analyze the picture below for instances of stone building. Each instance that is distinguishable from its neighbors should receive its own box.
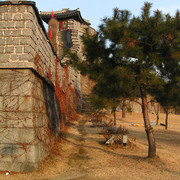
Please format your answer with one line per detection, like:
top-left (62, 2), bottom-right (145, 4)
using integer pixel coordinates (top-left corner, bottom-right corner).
top-left (40, 8), bottom-right (96, 96)
top-left (40, 8), bottom-right (96, 111)
top-left (0, 0), bottom-right (95, 172)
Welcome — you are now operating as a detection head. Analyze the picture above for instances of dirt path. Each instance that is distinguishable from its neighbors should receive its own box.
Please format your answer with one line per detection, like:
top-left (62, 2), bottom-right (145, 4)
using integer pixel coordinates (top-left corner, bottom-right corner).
top-left (51, 118), bottom-right (91, 180)
top-left (0, 112), bottom-right (180, 180)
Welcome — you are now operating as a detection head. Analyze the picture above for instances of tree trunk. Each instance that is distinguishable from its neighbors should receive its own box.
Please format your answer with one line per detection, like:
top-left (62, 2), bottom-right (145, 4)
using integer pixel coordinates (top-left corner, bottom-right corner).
top-left (155, 105), bottom-right (159, 125)
top-left (113, 109), bottom-right (116, 126)
top-left (156, 113), bottom-right (159, 125)
top-left (140, 84), bottom-right (156, 158)
top-left (165, 109), bottom-right (169, 130)
top-left (122, 99), bottom-right (126, 118)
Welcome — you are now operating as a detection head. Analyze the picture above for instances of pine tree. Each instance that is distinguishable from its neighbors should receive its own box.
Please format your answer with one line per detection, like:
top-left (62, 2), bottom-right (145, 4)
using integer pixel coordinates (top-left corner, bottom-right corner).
top-left (68, 2), bottom-right (180, 158)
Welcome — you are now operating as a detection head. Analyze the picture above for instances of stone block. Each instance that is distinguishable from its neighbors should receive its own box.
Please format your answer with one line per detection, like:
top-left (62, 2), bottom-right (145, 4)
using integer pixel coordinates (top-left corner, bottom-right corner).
top-left (0, 128), bottom-right (15, 144)
top-left (13, 14), bottom-right (22, 21)
top-left (0, 30), bottom-right (3, 36)
top-left (11, 81), bottom-right (32, 96)
top-left (6, 37), bottom-right (19, 45)
top-left (0, 143), bottom-right (17, 156)
top-left (0, 154), bottom-right (13, 163)
top-left (25, 21), bottom-right (34, 28)
top-left (0, 144), bottom-right (16, 163)
top-left (14, 144), bottom-right (39, 163)
top-left (19, 96), bottom-right (33, 112)
top-left (24, 46), bottom-right (30, 53)
top-left (17, 6), bottom-right (26, 13)
top-left (18, 128), bottom-right (36, 143)
top-left (37, 114), bottom-right (43, 127)
top-left (7, 21), bottom-right (15, 28)
top-left (0, 38), bottom-right (5, 45)
top-left (33, 99), bottom-right (40, 113)
top-left (0, 127), bottom-right (35, 144)
top-left (15, 21), bottom-right (24, 28)
top-left (0, 96), bottom-right (3, 111)
top-left (19, 38), bottom-right (31, 45)
top-left (0, 46), bottom-right (4, 53)
top-left (27, 6), bottom-right (34, 14)
top-left (22, 13), bottom-right (33, 21)
top-left (0, 82), bottom-right (10, 96)
top-left (10, 54), bottom-right (19, 61)
top-left (0, 70), bottom-right (19, 82)
top-left (5, 112), bottom-right (34, 128)
top-left (9, 6), bottom-right (17, 13)
top-left (4, 30), bottom-right (12, 37)
top-left (15, 46), bottom-right (22, 53)
top-left (0, 7), bottom-right (8, 13)
top-left (39, 142), bottom-right (49, 160)
top-left (0, 112), bottom-right (7, 128)
top-left (19, 53), bottom-right (33, 61)
top-left (21, 29), bottom-right (32, 36)
top-left (0, 22), bottom-right (7, 29)
top-left (0, 162), bottom-right (39, 172)
top-left (4, 14), bottom-right (13, 21)
top-left (40, 100), bottom-right (46, 113)
top-left (0, 54), bottom-right (9, 62)
top-left (5, 46), bottom-right (14, 53)
top-left (11, 30), bottom-right (22, 37)
top-left (3, 96), bottom-right (19, 112)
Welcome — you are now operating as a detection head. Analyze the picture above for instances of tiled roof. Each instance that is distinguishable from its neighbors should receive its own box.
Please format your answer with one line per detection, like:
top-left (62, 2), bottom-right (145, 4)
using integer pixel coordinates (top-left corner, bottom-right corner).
top-left (40, 9), bottom-right (90, 25)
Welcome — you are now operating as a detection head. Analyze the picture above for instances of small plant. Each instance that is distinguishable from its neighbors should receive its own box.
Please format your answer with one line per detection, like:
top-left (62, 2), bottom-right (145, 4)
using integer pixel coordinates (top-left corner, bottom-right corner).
top-left (116, 125), bottom-right (129, 135)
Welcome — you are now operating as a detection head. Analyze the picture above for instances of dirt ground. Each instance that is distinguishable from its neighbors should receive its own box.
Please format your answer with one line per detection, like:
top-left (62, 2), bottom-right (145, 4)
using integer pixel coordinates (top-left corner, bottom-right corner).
top-left (0, 111), bottom-right (180, 180)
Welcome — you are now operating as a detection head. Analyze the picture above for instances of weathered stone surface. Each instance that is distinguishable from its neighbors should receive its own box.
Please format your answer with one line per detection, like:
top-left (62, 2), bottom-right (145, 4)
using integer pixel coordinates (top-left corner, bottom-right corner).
top-left (7, 21), bottom-right (15, 28)
top-left (0, 46), bottom-right (4, 53)
top-left (0, 7), bottom-right (8, 13)
top-left (0, 37), bottom-right (5, 45)
top-left (0, 128), bottom-right (35, 144)
top-left (11, 81), bottom-right (32, 96)
top-left (9, 6), bottom-right (17, 13)
top-left (6, 37), bottom-right (19, 45)
top-left (3, 96), bottom-right (19, 112)
top-left (1, 112), bottom-right (35, 128)
top-left (0, 143), bottom-right (17, 156)
top-left (0, 21), bottom-right (7, 28)
top-left (25, 20), bottom-right (33, 28)
top-left (19, 38), bottom-right (31, 45)
top-left (15, 46), bottom-right (22, 53)
top-left (4, 14), bottom-right (13, 21)
top-left (0, 162), bottom-right (38, 172)
top-left (11, 30), bottom-right (22, 37)
top-left (17, 5), bottom-right (26, 13)
top-left (14, 14), bottom-right (22, 21)
top-left (0, 1), bottom-right (92, 172)
top-left (15, 21), bottom-right (24, 28)
top-left (21, 28), bottom-right (32, 36)
top-left (0, 82), bottom-right (10, 95)
top-left (4, 30), bottom-right (12, 37)
top-left (18, 96), bottom-right (33, 112)
top-left (22, 13), bottom-right (34, 21)
top-left (10, 54), bottom-right (18, 61)
top-left (5, 46), bottom-right (14, 53)
top-left (0, 96), bottom-right (3, 111)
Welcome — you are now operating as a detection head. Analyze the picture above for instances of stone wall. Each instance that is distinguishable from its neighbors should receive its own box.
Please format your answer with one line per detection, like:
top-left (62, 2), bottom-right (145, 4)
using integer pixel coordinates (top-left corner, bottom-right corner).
top-left (0, 1), bottom-right (81, 172)
top-left (0, 69), bottom-right (54, 171)
top-left (0, 1), bottom-right (56, 84)
top-left (46, 12), bottom-right (96, 112)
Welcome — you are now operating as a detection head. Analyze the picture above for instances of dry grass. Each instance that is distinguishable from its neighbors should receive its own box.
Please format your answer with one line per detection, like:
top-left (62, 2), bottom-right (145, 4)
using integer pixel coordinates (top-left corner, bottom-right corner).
top-left (0, 112), bottom-right (179, 180)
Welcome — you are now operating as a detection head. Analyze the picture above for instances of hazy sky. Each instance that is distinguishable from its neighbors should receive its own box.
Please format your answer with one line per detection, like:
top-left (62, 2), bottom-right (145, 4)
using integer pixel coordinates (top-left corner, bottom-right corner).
top-left (34, 0), bottom-right (180, 30)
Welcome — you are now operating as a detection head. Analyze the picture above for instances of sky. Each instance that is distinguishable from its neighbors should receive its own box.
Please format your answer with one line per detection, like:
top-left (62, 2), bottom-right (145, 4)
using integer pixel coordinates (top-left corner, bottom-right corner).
top-left (33, 0), bottom-right (180, 30)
